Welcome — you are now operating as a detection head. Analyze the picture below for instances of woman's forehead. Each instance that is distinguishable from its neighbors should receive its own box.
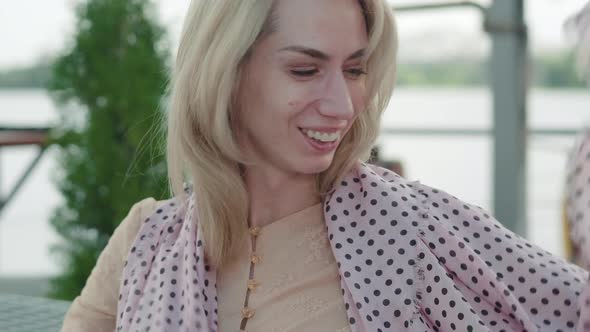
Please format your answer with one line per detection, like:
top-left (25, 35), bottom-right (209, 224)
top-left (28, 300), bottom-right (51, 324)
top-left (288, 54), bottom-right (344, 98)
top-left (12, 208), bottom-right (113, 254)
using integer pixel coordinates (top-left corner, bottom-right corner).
top-left (268, 0), bottom-right (369, 57)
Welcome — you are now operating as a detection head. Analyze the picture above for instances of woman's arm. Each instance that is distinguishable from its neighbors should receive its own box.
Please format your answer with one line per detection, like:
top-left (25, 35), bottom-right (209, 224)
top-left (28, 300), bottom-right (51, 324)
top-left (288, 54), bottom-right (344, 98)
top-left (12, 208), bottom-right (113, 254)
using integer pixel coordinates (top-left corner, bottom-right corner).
top-left (411, 179), bottom-right (588, 330)
top-left (566, 129), bottom-right (590, 269)
top-left (60, 197), bottom-right (157, 332)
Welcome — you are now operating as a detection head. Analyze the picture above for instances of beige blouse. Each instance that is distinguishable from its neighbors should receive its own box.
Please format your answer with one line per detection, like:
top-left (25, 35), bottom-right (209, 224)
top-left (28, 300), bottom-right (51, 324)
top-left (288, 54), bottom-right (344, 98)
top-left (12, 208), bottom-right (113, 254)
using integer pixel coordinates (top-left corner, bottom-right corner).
top-left (217, 203), bottom-right (350, 332)
top-left (61, 199), bottom-right (349, 331)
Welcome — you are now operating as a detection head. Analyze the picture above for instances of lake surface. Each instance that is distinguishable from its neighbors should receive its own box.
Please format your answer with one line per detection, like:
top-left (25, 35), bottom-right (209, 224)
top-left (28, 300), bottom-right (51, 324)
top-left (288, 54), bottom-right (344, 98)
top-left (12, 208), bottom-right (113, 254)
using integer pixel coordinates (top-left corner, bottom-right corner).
top-left (0, 87), bottom-right (589, 276)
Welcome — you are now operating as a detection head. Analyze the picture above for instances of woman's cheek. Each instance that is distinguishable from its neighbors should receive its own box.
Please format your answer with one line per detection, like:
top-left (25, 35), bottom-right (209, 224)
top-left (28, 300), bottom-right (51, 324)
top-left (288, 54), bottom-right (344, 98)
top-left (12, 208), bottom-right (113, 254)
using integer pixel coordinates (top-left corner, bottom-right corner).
top-left (348, 80), bottom-right (366, 106)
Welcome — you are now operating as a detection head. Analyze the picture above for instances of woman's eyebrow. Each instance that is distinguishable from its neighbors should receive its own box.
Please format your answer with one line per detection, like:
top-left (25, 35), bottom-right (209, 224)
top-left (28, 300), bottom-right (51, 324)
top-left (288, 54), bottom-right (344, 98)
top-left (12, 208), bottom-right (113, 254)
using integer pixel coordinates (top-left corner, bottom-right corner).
top-left (278, 46), bottom-right (366, 61)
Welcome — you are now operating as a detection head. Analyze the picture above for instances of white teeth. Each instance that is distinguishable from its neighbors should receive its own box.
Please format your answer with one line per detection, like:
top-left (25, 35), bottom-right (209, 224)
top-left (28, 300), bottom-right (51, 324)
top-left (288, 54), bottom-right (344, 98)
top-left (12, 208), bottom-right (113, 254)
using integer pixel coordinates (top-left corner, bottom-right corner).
top-left (302, 129), bottom-right (341, 142)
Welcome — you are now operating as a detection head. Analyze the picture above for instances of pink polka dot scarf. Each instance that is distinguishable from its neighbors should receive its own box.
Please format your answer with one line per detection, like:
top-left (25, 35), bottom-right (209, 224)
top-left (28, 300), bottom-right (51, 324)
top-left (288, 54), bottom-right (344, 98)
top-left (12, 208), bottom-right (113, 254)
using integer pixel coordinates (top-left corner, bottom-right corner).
top-left (117, 163), bottom-right (589, 331)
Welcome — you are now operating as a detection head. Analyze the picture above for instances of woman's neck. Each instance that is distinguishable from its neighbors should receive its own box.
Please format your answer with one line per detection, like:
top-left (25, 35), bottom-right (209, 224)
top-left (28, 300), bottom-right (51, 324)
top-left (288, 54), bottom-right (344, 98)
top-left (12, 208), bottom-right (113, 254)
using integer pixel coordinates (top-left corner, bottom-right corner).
top-left (244, 165), bottom-right (321, 228)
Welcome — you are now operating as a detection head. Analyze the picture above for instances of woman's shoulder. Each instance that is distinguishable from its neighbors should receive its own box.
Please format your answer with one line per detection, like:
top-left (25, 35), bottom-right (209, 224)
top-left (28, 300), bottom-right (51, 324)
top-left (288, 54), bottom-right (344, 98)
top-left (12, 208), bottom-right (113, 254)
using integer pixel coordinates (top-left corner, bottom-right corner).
top-left (331, 162), bottom-right (586, 276)
top-left (60, 196), bottom-right (180, 331)
top-left (119, 196), bottom-right (187, 247)
top-left (130, 194), bottom-right (186, 221)
top-left (128, 197), bottom-right (160, 223)
top-left (128, 197), bottom-right (177, 222)
top-left (334, 162), bottom-right (499, 228)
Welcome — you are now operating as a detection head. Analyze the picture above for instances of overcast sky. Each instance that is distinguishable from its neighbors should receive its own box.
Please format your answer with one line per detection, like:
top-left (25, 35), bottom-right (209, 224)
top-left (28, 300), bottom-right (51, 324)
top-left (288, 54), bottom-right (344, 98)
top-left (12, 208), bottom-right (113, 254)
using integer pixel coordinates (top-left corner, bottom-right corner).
top-left (0, 0), bottom-right (588, 69)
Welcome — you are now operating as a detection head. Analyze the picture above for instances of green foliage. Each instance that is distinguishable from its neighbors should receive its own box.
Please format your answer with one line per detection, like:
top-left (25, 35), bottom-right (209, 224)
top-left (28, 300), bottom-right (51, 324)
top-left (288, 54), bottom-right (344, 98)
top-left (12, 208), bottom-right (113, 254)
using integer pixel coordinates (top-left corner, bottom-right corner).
top-left (532, 51), bottom-right (587, 88)
top-left (46, 0), bottom-right (169, 300)
top-left (395, 51), bottom-right (587, 89)
top-left (396, 59), bottom-right (487, 87)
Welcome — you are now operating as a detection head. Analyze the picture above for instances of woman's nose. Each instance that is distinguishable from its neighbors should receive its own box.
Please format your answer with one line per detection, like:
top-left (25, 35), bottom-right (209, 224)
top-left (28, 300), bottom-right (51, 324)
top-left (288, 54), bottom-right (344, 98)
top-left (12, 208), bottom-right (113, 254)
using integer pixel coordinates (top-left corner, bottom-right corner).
top-left (317, 72), bottom-right (355, 120)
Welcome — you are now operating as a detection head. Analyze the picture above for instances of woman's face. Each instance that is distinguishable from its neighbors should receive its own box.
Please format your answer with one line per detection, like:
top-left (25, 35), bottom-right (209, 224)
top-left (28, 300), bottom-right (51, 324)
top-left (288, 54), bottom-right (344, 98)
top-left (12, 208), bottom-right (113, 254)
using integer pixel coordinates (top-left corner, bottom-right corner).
top-left (235, 0), bottom-right (369, 176)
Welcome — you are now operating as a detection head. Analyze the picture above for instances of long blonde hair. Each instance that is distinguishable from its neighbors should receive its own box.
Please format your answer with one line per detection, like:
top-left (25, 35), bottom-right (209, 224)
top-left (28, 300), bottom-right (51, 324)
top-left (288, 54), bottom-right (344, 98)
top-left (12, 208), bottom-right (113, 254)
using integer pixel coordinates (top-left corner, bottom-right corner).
top-left (166, 0), bottom-right (398, 266)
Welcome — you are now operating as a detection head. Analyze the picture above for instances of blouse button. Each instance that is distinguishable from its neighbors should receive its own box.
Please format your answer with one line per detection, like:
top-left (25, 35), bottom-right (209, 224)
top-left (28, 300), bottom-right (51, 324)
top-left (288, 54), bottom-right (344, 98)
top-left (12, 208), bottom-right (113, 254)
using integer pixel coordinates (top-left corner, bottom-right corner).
top-left (249, 227), bottom-right (260, 237)
top-left (241, 307), bottom-right (255, 319)
top-left (250, 255), bottom-right (261, 264)
top-left (247, 279), bottom-right (260, 291)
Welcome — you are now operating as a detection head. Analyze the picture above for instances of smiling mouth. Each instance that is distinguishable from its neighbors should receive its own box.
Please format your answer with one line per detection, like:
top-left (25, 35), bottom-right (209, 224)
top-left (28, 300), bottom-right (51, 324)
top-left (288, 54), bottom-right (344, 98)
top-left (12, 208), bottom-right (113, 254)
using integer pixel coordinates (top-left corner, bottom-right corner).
top-left (298, 128), bottom-right (342, 143)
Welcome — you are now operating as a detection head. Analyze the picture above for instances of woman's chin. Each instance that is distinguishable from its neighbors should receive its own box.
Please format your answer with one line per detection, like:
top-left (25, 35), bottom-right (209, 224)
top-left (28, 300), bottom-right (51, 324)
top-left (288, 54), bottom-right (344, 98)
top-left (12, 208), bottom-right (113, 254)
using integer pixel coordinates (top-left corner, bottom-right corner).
top-left (293, 156), bottom-right (335, 175)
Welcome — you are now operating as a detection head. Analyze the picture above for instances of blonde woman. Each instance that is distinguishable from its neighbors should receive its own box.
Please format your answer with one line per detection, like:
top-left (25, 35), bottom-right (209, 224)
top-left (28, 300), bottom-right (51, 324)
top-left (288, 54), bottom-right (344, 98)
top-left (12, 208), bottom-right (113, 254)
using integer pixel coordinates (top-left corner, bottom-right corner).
top-left (62, 0), bottom-right (589, 331)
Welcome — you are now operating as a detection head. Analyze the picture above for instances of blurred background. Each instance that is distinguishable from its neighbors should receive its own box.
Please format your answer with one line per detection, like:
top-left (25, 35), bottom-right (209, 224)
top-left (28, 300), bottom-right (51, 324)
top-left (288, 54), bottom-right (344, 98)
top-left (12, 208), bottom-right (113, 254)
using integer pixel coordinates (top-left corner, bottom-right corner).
top-left (0, 0), bottom-right (589, 302)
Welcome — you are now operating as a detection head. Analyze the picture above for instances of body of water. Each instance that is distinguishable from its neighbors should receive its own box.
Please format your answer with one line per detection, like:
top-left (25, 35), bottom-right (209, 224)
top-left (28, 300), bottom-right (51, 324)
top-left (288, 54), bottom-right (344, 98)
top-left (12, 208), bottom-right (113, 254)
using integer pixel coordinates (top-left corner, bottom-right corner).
top-left (0, 87), bottom-right (589, 277)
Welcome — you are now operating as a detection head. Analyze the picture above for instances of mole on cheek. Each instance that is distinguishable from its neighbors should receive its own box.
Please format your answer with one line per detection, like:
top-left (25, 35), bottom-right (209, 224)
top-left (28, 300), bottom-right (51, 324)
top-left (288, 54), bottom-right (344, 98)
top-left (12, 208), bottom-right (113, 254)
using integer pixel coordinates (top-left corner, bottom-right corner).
top-left (288, 100), bottom-right (299, 107)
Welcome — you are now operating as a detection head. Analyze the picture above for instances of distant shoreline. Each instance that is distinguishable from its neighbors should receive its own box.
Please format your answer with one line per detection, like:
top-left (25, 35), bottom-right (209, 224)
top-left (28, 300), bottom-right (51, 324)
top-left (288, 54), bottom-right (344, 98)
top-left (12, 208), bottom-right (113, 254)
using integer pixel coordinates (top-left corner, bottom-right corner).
top-left (0, 63), bottom-right (50, 90)
top-left (0, 51), bottom-right (587, 90)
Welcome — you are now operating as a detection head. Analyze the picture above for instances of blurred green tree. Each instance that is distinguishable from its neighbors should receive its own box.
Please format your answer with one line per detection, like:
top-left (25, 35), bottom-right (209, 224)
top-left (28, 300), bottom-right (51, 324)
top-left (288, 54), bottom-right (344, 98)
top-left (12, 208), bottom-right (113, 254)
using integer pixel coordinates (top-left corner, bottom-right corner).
top-left (46, 0), bottom-right (169, 300)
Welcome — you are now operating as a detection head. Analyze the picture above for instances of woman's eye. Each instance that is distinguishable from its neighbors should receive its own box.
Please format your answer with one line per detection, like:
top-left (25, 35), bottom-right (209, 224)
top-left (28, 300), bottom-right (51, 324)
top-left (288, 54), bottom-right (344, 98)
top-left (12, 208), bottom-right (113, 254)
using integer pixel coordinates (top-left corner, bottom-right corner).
top-left (290, 68), bottom-right (319, 77)
top-left (345, 68), bottom-right (368, 79)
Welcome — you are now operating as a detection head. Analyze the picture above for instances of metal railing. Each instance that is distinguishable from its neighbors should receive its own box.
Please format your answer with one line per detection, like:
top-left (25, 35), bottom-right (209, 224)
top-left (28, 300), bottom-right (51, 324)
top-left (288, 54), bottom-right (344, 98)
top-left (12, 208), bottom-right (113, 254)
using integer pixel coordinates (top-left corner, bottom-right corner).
top-left (0, 127), bottom-right (50, 216)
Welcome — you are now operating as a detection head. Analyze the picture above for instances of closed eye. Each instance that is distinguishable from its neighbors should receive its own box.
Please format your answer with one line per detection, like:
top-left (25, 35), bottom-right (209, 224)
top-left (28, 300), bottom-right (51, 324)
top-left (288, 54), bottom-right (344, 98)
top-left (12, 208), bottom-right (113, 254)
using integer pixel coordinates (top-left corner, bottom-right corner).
top-left (345, 68), bottom-right (367, 79)
top-left (291, 68), bottom-right (319, 77)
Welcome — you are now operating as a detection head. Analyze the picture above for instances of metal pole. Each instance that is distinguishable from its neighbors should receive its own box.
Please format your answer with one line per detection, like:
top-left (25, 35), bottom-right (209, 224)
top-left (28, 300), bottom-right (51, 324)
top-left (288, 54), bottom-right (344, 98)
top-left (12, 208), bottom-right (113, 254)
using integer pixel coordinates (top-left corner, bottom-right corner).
top-left (392, 1), bottom-right (529, 235)
top-left (486, 0), bottom-right (528, 235)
